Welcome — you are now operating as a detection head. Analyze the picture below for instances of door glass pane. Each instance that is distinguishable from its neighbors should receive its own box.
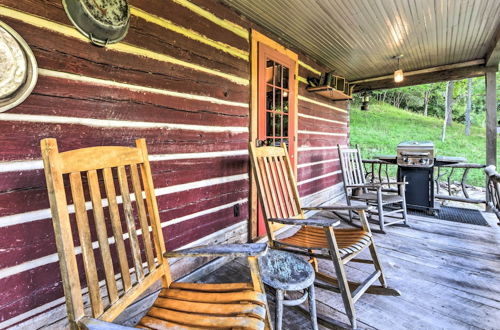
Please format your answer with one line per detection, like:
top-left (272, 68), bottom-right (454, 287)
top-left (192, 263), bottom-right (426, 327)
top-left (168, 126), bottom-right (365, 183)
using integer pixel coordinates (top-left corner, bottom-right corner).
top-left (283, 114), bottom-right (289, 137)
top-left (274, 63), bottom-right (282, 87)
top-left (274, 113), bottom-right (282, 138)
top-left (275, 89), bottom-right (282, 112)
top-left (283, 91), bottom-right (289, 113)
top-left (266, 112), bottom-right (273, 137)
top-left (262, 57), bottom-right (292, 154)
top-left (266, 60), bottom-right (274, 84)
top-left (282, 138), bottom-right (289, 147)
top-left (283, 66), bottom-right (289, 89)
top-left (266, 85), bottom-right (273, 110)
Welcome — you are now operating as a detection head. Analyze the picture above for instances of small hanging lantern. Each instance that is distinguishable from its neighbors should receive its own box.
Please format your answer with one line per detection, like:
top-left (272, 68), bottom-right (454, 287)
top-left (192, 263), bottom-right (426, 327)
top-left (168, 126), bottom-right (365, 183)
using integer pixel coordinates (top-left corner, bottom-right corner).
top-left (361, 91), bottom-right (370, 111)
top-left (393, 55), bottom-right (404, 83)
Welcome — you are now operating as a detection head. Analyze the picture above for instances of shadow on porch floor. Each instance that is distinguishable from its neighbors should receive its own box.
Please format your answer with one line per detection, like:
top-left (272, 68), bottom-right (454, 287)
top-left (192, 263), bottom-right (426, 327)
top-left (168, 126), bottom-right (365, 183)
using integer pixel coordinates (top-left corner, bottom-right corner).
top-left (229, 211), bottom-right (498, 329)
top-left (117, 210), bottom-right (500, 330)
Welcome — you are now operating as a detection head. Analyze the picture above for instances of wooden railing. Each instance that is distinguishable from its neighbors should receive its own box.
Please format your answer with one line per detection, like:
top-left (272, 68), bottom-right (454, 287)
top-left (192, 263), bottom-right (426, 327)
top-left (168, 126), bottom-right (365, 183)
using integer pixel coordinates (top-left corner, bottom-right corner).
top-left (434, 163), bottom-right (486, 204)
top-left (362, 160), bottom-right (486, 205)
top-left (362, 159), bottom-right (398, 191)
top-left (485, 166), bottom-right (500, 224)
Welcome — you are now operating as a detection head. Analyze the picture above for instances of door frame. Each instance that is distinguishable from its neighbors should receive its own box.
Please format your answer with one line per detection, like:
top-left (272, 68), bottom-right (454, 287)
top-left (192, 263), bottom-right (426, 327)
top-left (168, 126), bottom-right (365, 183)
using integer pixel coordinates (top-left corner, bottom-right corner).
top-left (249, 30), bottom-right (298, 240)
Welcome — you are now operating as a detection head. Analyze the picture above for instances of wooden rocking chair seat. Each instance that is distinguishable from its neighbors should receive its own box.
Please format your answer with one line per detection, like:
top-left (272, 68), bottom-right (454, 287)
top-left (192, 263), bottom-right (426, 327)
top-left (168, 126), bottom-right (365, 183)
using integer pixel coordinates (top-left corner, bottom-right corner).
top-left (351, 192), bottom-right (404, 204)
top-left (278, 227), bottom-right (372, 255)
top-left (137, 282), bottom-right (267, 329)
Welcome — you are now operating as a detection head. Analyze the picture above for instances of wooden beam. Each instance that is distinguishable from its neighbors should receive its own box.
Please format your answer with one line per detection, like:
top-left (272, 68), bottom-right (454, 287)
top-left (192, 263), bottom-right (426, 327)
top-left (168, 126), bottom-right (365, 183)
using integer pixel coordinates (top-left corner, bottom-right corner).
top-left (351, 60), bottom-right (485, 84)
top-left (485, 23), bottom-right (500, 67)
top-left (485, 70), bottom-right (497, 167)
top-left (353, 64), bottom-right (487, 92)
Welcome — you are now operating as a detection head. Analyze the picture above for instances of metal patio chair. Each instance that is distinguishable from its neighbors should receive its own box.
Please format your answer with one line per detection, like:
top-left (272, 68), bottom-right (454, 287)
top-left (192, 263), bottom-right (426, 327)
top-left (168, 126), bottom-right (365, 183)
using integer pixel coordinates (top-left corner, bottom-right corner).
top-left (41, 138), bottom-right (272, 330)
top-left (337, 145), bottom-right (408, 232)
top-left (249, 143), bottom-right (399, 329)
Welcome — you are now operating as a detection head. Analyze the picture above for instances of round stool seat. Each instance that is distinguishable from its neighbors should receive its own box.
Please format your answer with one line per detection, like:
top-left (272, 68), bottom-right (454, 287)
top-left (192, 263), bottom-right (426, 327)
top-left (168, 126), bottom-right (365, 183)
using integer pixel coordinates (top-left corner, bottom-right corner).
top-left (259, 249), bottom-right (315, 290)
top-left (258, 249), bottom-right (318, 330)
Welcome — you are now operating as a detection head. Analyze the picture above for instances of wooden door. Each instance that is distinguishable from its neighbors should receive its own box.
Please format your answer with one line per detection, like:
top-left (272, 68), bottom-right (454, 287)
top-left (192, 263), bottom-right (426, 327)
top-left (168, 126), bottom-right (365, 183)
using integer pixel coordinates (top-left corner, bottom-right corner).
top-left (257, 43), bottom-right (297, 236)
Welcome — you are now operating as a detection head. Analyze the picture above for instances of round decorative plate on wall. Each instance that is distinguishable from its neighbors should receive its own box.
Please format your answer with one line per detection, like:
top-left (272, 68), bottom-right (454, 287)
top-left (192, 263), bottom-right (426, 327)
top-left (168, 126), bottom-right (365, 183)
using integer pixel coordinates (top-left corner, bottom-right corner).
top-left (63, 0), bottom-right (130, 46)
top-left (0, 20), bottom-right (38, 113)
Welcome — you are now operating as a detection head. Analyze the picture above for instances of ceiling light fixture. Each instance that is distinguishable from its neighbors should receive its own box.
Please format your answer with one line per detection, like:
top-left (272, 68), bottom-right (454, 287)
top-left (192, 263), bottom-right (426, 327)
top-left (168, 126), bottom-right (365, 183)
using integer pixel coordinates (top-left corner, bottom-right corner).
top-left (393, 55), bottom-right (404, 83)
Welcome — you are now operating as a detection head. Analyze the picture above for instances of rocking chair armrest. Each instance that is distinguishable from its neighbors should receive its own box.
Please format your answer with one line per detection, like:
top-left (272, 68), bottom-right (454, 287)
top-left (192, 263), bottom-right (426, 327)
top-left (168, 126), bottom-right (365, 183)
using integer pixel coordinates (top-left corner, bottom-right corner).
top-left (79, 317), bottom-right (136, 330)
top-left (345, 183), bottom-right (383, 190)
top-left (165, 243), bottom-right (268, 258)
top-left (384, 181), bottom-right (408, 185)
top-left (302, 204), bottom-right (372, 211)
top-left (269, 217), bottom-right (340, 227)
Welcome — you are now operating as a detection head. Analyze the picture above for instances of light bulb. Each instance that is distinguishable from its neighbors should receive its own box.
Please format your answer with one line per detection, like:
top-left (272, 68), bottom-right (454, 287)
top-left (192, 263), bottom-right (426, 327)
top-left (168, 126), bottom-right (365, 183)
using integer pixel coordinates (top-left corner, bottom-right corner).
top-left (394, 69), bottom-right (404, 83)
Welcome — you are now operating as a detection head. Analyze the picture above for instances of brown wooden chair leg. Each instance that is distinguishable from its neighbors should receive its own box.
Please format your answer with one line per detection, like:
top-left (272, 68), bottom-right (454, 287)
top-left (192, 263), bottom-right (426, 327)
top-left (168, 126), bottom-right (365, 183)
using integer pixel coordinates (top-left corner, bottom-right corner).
top-left (325, 227), bottom-right (357, 329)
top-left (346, 198), bottom-right (354, 223)
top-left (401, 198), bottom-right (408, 225)
top-left (248, 256), bottom-right (274, 330)
top-left (377, 189), bottom-right (385, 233)
top-left (368, 239), bottom-right (387, 288)
top-left (308, 253), bottom-right (319, 272)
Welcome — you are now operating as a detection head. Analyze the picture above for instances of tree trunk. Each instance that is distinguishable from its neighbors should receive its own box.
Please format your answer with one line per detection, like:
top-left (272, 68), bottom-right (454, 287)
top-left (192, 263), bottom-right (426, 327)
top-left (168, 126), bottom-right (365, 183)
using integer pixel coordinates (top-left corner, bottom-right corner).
top-left (423, 90), bottom-right (429, 116)
top-left (465, 78), bottom-right (472, 136)
top-left (395, 92), bottom-right (402, 108)
top-left (442, 102), bottom-right (448, 142)
top-left (382, 91), bottom-right (387, 103)
top-left (445, 81), bottom-right (454, 126)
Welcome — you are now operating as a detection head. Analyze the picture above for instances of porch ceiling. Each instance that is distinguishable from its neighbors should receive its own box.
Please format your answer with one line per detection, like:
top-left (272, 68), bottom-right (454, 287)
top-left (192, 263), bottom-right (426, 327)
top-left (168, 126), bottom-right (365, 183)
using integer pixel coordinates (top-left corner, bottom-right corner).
top-left (222, 0), bottom-right (500, 90)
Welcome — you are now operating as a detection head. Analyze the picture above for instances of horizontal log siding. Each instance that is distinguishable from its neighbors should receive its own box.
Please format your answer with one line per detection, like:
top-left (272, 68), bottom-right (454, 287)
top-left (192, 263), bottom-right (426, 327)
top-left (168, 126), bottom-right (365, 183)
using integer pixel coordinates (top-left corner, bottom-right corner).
top-left (297, 65), bottom-right (348, 199)
top-left (0, 0), bottom-right (349, 327)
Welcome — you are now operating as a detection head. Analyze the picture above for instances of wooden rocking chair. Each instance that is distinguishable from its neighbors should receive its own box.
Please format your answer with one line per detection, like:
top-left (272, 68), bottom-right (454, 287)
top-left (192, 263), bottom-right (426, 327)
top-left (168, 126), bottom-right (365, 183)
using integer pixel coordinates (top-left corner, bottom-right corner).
top-left (249, 143), bottom-right (399, 329)
top-left (337, 145), bottom-right (408, 232)
top-left (41, 138), bottom-right (272, 330)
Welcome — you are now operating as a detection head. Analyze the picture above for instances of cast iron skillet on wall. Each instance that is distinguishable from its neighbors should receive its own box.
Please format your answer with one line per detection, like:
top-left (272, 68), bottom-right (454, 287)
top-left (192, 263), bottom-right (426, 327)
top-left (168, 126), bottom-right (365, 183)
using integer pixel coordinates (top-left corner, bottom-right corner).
top-left (62, 0), bottom-right (130, 47)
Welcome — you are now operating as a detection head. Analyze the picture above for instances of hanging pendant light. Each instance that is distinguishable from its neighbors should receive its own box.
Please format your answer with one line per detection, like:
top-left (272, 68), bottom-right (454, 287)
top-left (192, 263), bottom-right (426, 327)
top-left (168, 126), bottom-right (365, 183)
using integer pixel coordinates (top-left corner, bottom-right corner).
top-left (393, 55), bottom-right (404, 83)
top-left (361, 91), bottom-right (370, 111)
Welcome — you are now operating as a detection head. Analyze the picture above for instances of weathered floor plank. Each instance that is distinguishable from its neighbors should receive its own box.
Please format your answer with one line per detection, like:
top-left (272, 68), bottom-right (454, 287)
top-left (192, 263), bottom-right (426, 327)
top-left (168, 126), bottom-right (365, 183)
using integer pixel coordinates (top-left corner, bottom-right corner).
top-left (113, 212), bottom-right (499, 330)
top-left (197, 213), bottom-right (500, 330)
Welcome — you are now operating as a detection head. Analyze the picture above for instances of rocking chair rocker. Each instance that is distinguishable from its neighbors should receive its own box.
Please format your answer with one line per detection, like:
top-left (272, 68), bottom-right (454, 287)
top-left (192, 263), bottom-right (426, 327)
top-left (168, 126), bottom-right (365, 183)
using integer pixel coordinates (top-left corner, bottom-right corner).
top-left (249, 143), bottom-right (399, 329)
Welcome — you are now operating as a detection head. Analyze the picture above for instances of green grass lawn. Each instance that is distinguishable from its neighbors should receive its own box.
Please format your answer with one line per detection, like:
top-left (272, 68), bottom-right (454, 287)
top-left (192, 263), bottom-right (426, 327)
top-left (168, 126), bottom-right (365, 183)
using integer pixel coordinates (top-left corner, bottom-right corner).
top-left (349, 102), bottom-right (498, 187)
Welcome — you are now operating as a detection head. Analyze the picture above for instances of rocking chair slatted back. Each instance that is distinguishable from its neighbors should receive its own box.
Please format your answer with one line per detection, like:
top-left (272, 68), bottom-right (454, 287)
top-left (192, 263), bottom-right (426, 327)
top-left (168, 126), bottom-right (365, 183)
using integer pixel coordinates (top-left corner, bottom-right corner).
top-left (338, 146), bottom-right (366, 186)
top-left (250, 144), bottom-right (304, 223)
top-left (41, 138), bottom-right (170, 327)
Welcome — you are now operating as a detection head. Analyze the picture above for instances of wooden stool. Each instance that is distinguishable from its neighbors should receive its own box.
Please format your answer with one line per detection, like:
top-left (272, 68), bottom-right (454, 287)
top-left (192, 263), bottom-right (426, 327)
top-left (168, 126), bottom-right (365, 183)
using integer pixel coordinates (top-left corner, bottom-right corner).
top-left (259, 249), bottom-right (318, 330)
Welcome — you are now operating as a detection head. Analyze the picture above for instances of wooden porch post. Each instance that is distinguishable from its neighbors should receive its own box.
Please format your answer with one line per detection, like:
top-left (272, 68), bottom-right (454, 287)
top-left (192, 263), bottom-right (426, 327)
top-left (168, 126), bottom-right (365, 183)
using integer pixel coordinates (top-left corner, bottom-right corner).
top-left (485, 69), bottom-right (497, 167)
top-left (485, 68), bottom-right (497, 211)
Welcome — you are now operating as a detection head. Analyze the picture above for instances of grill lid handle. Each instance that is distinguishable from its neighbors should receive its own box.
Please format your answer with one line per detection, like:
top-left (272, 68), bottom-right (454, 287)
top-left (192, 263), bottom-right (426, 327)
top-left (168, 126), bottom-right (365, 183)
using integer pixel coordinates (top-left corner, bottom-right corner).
top-left (400, 152), bottom-right (430, 157)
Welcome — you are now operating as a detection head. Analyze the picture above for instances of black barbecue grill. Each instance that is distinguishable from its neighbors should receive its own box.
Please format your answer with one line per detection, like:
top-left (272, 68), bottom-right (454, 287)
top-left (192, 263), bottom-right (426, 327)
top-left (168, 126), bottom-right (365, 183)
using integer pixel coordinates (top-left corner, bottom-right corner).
top-left (375, 142), bottom-right (467, 215)
top-left (397, 141), bottom-right (436, 213)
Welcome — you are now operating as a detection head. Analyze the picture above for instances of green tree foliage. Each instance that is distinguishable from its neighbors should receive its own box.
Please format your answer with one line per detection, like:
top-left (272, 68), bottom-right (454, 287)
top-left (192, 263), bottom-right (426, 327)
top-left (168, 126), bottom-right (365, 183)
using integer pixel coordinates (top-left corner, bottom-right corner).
top-left (358, 75), bottom-right (500, 128)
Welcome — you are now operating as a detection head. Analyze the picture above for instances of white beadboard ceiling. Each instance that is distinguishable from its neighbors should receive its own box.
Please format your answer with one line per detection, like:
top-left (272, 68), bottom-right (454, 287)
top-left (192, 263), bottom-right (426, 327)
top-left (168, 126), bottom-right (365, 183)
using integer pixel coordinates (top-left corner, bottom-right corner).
top-left (222, 0), bottom-right (500, 81)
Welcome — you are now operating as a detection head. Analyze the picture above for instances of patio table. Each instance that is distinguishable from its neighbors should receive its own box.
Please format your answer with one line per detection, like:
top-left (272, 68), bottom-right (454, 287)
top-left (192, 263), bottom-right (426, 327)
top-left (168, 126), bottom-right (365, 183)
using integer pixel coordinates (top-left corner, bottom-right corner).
top-left (374, 155), bottom-right (467, 165)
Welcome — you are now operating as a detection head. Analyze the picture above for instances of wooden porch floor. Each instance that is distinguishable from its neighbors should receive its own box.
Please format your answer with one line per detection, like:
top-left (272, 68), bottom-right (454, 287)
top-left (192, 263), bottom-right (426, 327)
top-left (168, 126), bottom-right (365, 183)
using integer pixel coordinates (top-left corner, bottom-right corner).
top-left (200, 212), bottom-right (500, 329)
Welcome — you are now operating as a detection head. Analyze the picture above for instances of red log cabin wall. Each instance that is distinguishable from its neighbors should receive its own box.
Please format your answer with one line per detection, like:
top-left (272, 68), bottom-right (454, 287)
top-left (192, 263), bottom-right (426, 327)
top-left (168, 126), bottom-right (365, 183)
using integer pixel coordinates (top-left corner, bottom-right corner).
top-left (0, 0), bottom-right (348, 328)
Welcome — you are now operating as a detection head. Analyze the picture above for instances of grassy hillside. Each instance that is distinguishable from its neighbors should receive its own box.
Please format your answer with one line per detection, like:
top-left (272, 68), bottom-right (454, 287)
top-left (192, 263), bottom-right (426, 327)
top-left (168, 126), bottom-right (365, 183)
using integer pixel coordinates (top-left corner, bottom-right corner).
top-left (349, 102), bottom-right (497, 187)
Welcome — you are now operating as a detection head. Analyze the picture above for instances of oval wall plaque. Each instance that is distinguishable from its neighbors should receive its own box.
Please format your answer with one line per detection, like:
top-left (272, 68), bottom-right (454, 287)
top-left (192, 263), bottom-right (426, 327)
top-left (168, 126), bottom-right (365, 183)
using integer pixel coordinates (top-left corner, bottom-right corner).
top-left (0, 20), bottom-right (38, 113)
top-left (63, 0), bottom-right (130, 46)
